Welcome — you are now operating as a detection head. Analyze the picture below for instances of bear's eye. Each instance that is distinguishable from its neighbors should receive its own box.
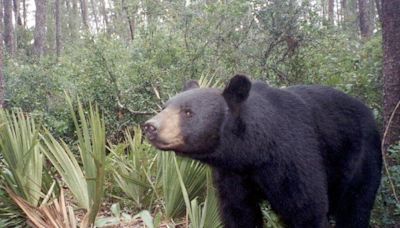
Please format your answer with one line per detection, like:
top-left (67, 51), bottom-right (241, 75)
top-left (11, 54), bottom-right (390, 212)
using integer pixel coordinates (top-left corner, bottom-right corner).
top-left (183, 109), bottom-right (193, 118)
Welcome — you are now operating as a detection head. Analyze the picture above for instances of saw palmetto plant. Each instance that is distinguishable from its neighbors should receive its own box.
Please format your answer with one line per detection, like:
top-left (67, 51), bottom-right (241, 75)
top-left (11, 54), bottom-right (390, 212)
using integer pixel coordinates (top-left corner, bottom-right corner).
top-left (0, 109), bottom-right (44, 227)
top-left (41, 96), bottom-right (106, 227)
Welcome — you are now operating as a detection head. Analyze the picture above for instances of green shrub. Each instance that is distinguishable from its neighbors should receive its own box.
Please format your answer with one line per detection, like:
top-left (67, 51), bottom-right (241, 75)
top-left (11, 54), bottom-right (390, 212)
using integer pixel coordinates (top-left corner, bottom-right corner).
top-left (372, 142), bottom-right (400, 226)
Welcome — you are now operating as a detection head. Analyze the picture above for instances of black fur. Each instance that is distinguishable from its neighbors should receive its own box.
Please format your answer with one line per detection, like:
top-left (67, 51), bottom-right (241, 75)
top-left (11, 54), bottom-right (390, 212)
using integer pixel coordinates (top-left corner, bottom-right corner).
top-left (145, 75), bottom-right (382, 228)
top-left (222, 74), bottom-right (252, 114)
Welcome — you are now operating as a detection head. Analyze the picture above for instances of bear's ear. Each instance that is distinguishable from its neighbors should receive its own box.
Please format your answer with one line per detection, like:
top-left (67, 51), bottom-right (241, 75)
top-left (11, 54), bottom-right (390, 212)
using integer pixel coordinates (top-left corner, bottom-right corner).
top-left (183, 80), bottom-right (200, 91)
top-left (222, 74), bottom-right (251, 112)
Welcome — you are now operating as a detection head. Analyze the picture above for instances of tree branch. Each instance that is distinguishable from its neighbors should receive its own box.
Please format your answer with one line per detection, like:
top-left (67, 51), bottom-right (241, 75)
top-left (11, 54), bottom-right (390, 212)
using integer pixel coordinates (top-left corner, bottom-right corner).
top-left (381, 99), bottom-right (400, 204)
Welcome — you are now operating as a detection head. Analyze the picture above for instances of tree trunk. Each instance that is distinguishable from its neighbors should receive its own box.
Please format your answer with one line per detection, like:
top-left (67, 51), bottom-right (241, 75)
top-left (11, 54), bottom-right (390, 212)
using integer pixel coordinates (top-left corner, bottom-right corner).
top-left (100, 0), bottom-right (109, 32)
top-left (369, 0), bottom-right (376, 32)
top-left (122, 0), bottom-right (135, 41)
top-left (33, 0), bottom-right (47, 57)
top-left (0, 0), bottom-right (5, 108)
top-left (4, 0), bottom-right (16, 56)
top-left (80, 0), bottom-right (89, 29)
top-left (65, 0), bottom-right (70, 30)
top-left (70, 0), bottom-right (78, 39)
top-left (23, 0), bottom-right (27, 27)
top-left (55, 0), bottom-right (61, 57)
top-left (90, 0), bottom-right (99, 32)
top-left (358, 0), bottom-right (373, 38)
top-left (375, 0), bottom-right (382, 23)
top-left (336, 0), bottom-right (340, 24)
top-left (0, 0), bottom-right (2, 28)
top-left (13, 0), bottom-right (22, 26)
top-left (328, 0), bottom-right (334, 24)
top-left (382, 0), bottom-right (400, 150)
top-left (13, 0), bottom-right (22, 50)
top-left (341, 0), bottom-right (347, 23)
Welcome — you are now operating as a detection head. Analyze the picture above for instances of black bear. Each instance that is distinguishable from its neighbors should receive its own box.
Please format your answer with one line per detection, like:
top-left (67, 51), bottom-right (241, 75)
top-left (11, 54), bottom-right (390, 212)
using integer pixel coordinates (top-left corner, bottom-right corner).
top-left (143, 75), bottom-right (382, 228)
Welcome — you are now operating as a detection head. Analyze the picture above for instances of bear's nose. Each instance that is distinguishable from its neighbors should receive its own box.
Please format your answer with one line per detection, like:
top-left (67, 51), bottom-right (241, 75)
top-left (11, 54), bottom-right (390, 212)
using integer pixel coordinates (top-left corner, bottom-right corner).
top-left (142, 121), bottom-right (158, 140)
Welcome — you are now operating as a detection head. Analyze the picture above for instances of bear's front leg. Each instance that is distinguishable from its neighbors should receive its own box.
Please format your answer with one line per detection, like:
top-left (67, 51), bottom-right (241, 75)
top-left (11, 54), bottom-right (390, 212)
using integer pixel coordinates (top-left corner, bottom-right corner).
top-left (213, 168), bottom-right (264, 228)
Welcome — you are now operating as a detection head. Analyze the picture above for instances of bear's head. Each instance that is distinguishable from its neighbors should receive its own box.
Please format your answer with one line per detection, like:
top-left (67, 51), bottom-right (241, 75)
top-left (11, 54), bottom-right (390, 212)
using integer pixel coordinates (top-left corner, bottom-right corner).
top-left (143, 75), bottom-right (251, 155)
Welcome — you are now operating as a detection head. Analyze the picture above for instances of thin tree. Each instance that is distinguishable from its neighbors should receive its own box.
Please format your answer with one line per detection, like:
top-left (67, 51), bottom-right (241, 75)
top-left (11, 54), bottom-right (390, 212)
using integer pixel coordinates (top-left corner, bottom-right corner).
top-left (358, 0), bottom-right (373, 38)
top-left (375, 0), bottom-right (382, 23)
top-left (321, 0), bottom-right (326, 21)
top-left (382, 0), bottom-right (400, 149)
top-left (341, 0), bottom-right (347, 23)
top-left (4, 0), bottom-right (16, 56)
top-left (55, 0), bottom-right (61, 57)
top-left (328, 0), bottom-right (334, 24)
top-left (80, 0), bottom-right (89, 29)
top-left (335, 0), bottom-right (340, 24)
top-left (122, 0), bottom-right (135, 41)
top-left (100, 0), bottom-right (109, 32)
top-left (22, 0), bottom-right (26, 27)
top-left (33, 0), bottom-right (47, 57)
top-left (70, 0), bottom-right (79, 39)
top-left (90, 0), bottom-right (99, 32)
top-left (13, 0), bottom-right (22, 26)
top-left (0, 0), bottom-right (5, 108)
top-left (13, 0), bottom-right (22, 50)
top-left (368, 0), bottom-right (376, 29)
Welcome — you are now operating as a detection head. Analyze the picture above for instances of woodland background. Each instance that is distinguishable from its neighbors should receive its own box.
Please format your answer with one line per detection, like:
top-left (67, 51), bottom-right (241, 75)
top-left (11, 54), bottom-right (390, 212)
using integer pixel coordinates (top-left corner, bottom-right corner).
top-left (0, 0), bottom-right (399, 227)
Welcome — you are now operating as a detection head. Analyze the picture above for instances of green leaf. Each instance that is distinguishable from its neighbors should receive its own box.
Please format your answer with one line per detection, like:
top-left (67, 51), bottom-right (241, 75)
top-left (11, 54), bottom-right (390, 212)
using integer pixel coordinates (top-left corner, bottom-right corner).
top-left (0, 109), bottom-right (43, 206)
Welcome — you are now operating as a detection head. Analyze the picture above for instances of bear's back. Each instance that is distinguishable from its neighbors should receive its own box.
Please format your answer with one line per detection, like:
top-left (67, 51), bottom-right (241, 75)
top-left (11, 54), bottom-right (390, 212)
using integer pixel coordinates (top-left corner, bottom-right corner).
top-left (284, 85), bottom-right (376, 134)
top-left (284, 85), bottom-right (380, 164)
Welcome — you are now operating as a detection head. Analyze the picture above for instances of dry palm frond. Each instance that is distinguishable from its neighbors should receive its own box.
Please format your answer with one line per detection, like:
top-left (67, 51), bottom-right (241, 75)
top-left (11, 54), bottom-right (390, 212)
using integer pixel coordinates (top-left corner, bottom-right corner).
top-left (7, 188), bottom-right (77, 228)
top-left (198, 74), bottom-right (222, 88)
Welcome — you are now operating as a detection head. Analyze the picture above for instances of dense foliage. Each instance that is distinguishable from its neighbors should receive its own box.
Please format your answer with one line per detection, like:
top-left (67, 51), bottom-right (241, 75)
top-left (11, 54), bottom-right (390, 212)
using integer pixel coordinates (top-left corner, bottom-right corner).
top-left (4, 2), bottom-right (384, 136)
